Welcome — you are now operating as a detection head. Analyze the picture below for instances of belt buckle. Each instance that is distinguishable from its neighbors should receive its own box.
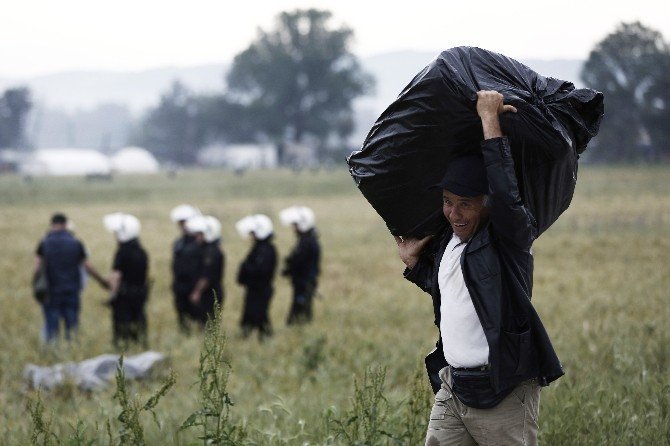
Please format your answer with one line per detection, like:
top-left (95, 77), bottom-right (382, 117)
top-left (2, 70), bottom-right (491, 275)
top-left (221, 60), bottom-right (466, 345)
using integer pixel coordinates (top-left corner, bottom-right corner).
top-left (451, 364), bottom-right (489, 373)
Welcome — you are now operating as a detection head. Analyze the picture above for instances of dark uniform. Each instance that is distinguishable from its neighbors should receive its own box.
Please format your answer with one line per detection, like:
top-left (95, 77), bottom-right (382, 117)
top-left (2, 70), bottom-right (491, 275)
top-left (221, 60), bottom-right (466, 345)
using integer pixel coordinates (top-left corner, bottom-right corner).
top-left (36, 230), bottom-right (87, 341)
top-left (171, 234), bottom-right (202, 332)
top-left (110, 238), bottom-right (149, 347)
top-left (192, 240), bottom-right (225, 324)
top-left (237, 237), bottom-right (277, 339)
top-left (283, 229), bottom-right (321, 324)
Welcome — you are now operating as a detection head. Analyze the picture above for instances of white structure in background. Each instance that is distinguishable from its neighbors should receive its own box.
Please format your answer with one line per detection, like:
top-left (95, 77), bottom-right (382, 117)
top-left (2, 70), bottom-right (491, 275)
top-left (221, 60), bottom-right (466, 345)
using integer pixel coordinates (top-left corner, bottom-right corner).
top-left (284, 141), bottom-right (318, 167)
top-left (20, 148), bottom-right (112, 176)
top-left (197, 143), bottom-right (277, 169)
top-left (110, 146), bottom-right (160, 174)
top-left (0, 149), bottom-right (24, 173)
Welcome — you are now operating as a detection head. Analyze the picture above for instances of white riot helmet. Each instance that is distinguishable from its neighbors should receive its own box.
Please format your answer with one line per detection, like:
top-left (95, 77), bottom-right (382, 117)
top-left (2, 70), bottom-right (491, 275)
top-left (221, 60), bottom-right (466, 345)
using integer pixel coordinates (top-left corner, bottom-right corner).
top-left (184, 215), bottom-right (208, 235)
top-left (103, 213), bottom-right (141, 243)
top-left (279, 206), bottom-right (315, 232)
top-left (203, 216), bottom-right (222, 243)
top-left (235, 214), bottom-right (274, 240)
top-left (170, 204), bottom-right (201, 223)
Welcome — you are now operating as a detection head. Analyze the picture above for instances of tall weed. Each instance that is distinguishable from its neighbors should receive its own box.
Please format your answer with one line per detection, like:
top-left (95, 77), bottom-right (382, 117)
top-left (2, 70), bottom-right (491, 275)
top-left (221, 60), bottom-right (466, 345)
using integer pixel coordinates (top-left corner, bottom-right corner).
top-left (331, 366), bottom-right (393, 445)
top-left (395, 365), bottom-right (432, 445)
top-left (180, 301), bottom-right (246, 445)
top-left (112, 356), bottom-right (176, 445)
top-left (28, 391), bottom-right (57, 446)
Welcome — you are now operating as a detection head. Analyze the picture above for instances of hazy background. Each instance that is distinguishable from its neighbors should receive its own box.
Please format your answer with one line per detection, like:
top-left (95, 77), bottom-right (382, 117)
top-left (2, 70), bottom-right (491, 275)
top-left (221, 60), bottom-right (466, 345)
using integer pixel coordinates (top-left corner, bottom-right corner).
top-left (0, 0), bottom-right (667, 155)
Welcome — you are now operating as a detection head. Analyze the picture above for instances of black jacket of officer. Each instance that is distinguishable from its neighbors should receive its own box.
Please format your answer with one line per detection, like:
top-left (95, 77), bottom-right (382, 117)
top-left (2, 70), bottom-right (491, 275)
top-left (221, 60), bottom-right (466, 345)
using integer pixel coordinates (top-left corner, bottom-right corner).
top-left (237, 237), bottom-right (277, 328)
top-left (282, 229), bottom-right (320, 294)
top-left (110, 238), bottom-right (149, 345)
top-left (172, 234), bottom-right (202, 296)
top-left (193, 240), bottom-right (225, 322)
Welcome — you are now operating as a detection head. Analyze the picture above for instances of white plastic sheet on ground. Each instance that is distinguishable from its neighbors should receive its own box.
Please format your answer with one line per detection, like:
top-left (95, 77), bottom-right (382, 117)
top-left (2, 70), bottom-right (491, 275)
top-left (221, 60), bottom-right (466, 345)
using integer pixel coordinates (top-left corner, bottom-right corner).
top-left (23, 351), bottom-right (167, 391)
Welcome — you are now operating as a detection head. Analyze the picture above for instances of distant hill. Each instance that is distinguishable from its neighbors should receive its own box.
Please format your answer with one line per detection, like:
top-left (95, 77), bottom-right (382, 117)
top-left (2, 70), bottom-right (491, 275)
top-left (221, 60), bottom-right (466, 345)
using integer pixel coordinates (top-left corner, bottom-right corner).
top-left (0, 64), bottom-right (228, 113)
top-left (0, 51), bottom-right (583, 114)
top-left (0, 51), bottom-right (583, 148)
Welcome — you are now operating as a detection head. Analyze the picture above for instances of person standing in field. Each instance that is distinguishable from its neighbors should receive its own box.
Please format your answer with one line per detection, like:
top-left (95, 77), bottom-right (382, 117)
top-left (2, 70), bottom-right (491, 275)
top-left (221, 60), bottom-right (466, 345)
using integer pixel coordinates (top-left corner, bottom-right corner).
top-left (187, 215), bottom-right (225, 326)
top-left (396, 91), bottom-right (563, 445)
top-left (235, 214), bottom-right (277, 340)
top-left (33, 213), bottom-right (110, 343)
top-left (103, 213), bottom-right (150, 348)
top-left (170, 204), bottom-right (202, 333)
top-left (279, 206), bottom-right (321, 325)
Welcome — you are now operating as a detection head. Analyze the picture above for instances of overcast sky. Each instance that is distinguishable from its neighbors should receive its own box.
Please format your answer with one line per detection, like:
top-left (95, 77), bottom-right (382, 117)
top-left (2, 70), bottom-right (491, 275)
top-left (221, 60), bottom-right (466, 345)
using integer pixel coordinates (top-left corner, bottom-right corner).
top-left (2, 0), bottom-right (668, 78)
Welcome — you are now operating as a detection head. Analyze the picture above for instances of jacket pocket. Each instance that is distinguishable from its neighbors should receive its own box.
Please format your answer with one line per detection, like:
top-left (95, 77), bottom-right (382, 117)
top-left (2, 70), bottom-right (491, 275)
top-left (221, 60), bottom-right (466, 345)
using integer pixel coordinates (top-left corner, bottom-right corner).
top-left (500, 328), bottom-right (531, 376)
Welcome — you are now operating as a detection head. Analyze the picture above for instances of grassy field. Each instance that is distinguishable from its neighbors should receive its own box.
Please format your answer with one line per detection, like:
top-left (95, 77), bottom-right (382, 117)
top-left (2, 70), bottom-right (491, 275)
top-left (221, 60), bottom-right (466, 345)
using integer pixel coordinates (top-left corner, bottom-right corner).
top-left (0, 165), bottom-right (668, 444)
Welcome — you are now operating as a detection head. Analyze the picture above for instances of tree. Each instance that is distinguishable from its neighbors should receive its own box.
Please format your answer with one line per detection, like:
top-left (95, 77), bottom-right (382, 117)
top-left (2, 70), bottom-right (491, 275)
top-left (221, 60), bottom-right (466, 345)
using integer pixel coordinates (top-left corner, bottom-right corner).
top-left (132, 82), bottom-right (204, 165)
top-left (581, 22), bottom-right (670, 162)
top-left (194, 95), bottom-right (261, 144)
top-left (0, 87), bottom-right (32, 149)
top-left (226, 8), bottom-right (373, 163)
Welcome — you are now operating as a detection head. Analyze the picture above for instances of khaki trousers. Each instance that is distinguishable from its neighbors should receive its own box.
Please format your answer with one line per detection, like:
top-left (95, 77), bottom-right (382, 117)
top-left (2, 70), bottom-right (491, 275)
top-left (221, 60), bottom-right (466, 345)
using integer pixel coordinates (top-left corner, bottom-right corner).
top-left (425, 367), bottom-right (540, 446)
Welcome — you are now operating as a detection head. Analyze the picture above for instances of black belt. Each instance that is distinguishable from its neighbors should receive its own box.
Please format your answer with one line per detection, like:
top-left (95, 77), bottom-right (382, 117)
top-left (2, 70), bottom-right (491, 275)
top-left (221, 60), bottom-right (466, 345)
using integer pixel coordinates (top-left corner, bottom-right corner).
top-left (450, 364), bottom-right (490, 372)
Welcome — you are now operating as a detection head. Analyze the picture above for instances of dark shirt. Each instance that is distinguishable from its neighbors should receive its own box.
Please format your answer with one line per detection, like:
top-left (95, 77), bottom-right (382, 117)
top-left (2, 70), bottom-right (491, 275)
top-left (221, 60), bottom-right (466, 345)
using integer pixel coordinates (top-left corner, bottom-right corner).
top-left (36, 229), bottom-right (86, 295)
top-left (237, 238), bottom-right (277, 290)
top-left (201, 241), bottom-right (224, 289)
top-left (172, 235), bottom-right (201, 289)
top-left (283, 230), bottom-right (320, 289)
top-left (113, 239), bottom-right (148, 286)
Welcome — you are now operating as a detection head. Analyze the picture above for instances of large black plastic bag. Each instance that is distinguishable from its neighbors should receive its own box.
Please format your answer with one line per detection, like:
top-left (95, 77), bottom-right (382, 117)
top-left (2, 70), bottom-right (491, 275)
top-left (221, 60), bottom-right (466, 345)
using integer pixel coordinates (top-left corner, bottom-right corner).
top-left (347, 46), bottom-right (604, 238)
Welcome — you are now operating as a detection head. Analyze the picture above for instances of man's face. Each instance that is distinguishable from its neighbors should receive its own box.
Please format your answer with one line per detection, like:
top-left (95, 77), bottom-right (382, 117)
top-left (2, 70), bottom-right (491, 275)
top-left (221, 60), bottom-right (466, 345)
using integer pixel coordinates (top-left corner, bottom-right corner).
top-left (442, 190), bottom-right (489, 241)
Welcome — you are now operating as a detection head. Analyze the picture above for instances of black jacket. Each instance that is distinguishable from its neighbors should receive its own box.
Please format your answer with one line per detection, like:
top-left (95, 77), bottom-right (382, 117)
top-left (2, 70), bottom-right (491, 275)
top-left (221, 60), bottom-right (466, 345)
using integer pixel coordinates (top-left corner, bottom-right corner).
top-left (237, 238), bottom-right (277, 294)
top-left (112, 238), bottom-right (149, 313)
top-left (171, 234), bottom-right (202, 294)
top-left (114, 239), bottom-right (148, 287)
top-left (200, 241), bottom-right (224, 304)
top-left (282, 230), bottom-right (320, 293)
top-left (405, 137), bottom-right (564, 394)
top-left (237, 238), bottom-right (277, 326)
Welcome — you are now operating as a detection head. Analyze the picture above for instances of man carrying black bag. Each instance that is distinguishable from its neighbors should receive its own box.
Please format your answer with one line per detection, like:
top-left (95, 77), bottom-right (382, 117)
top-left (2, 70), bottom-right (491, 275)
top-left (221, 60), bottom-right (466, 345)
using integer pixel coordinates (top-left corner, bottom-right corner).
top-left (396, 91), bottom-right (563, 445)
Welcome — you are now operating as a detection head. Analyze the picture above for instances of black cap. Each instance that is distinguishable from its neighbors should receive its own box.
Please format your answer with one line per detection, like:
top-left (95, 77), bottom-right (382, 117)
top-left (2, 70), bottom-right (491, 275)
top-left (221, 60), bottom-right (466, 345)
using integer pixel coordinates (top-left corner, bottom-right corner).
top-left (51, 213), bottom-right (67, 225)
top-left (440, 155), bottom-right (488, 197)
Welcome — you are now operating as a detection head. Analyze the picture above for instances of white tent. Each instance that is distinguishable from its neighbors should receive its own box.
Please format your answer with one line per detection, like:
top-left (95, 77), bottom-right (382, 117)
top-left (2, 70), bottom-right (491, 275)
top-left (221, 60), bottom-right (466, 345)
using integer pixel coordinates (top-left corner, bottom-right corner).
top-left (198, 143), bottom-right (277, 169)
top-left (110, 146), bottom-right (160, 174)
top-left (20, 148), bottom-right (111, 176)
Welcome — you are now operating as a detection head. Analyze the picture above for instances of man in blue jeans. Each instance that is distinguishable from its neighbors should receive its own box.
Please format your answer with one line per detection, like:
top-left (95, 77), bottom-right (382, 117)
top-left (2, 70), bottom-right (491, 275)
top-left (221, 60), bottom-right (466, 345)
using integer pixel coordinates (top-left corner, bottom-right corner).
top-left (33, 213), bottom-right (109, 342)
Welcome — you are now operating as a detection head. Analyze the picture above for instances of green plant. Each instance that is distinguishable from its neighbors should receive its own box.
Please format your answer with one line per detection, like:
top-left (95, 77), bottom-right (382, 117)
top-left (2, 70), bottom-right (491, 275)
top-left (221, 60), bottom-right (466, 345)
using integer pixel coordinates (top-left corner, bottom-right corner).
top-left (112, 356), bottom-right (176, 445)
top-left (396, 364), bottom-right (432, 445)
top-left (64, 421), bottom-right (95, 446)
top-left (28, 391), bottom-right (57, 446)
top-left (180, 301), bottom-right (246, 445)
top-left (331, 366), bottom-right (393, 445)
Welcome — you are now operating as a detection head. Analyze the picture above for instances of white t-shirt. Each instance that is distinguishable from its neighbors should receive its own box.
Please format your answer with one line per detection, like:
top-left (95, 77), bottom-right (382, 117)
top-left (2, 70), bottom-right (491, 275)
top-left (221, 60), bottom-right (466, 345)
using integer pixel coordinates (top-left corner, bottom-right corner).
top-left (438, 234), bottom-right (489, 368)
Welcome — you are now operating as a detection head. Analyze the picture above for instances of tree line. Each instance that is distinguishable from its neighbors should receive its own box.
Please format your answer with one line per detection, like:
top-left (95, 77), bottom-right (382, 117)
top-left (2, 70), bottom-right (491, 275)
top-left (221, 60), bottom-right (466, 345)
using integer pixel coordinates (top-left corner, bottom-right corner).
top-left (131, 9), bottom-right (373, 166)
top-left (1, 16), bottom-right (669, 164)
